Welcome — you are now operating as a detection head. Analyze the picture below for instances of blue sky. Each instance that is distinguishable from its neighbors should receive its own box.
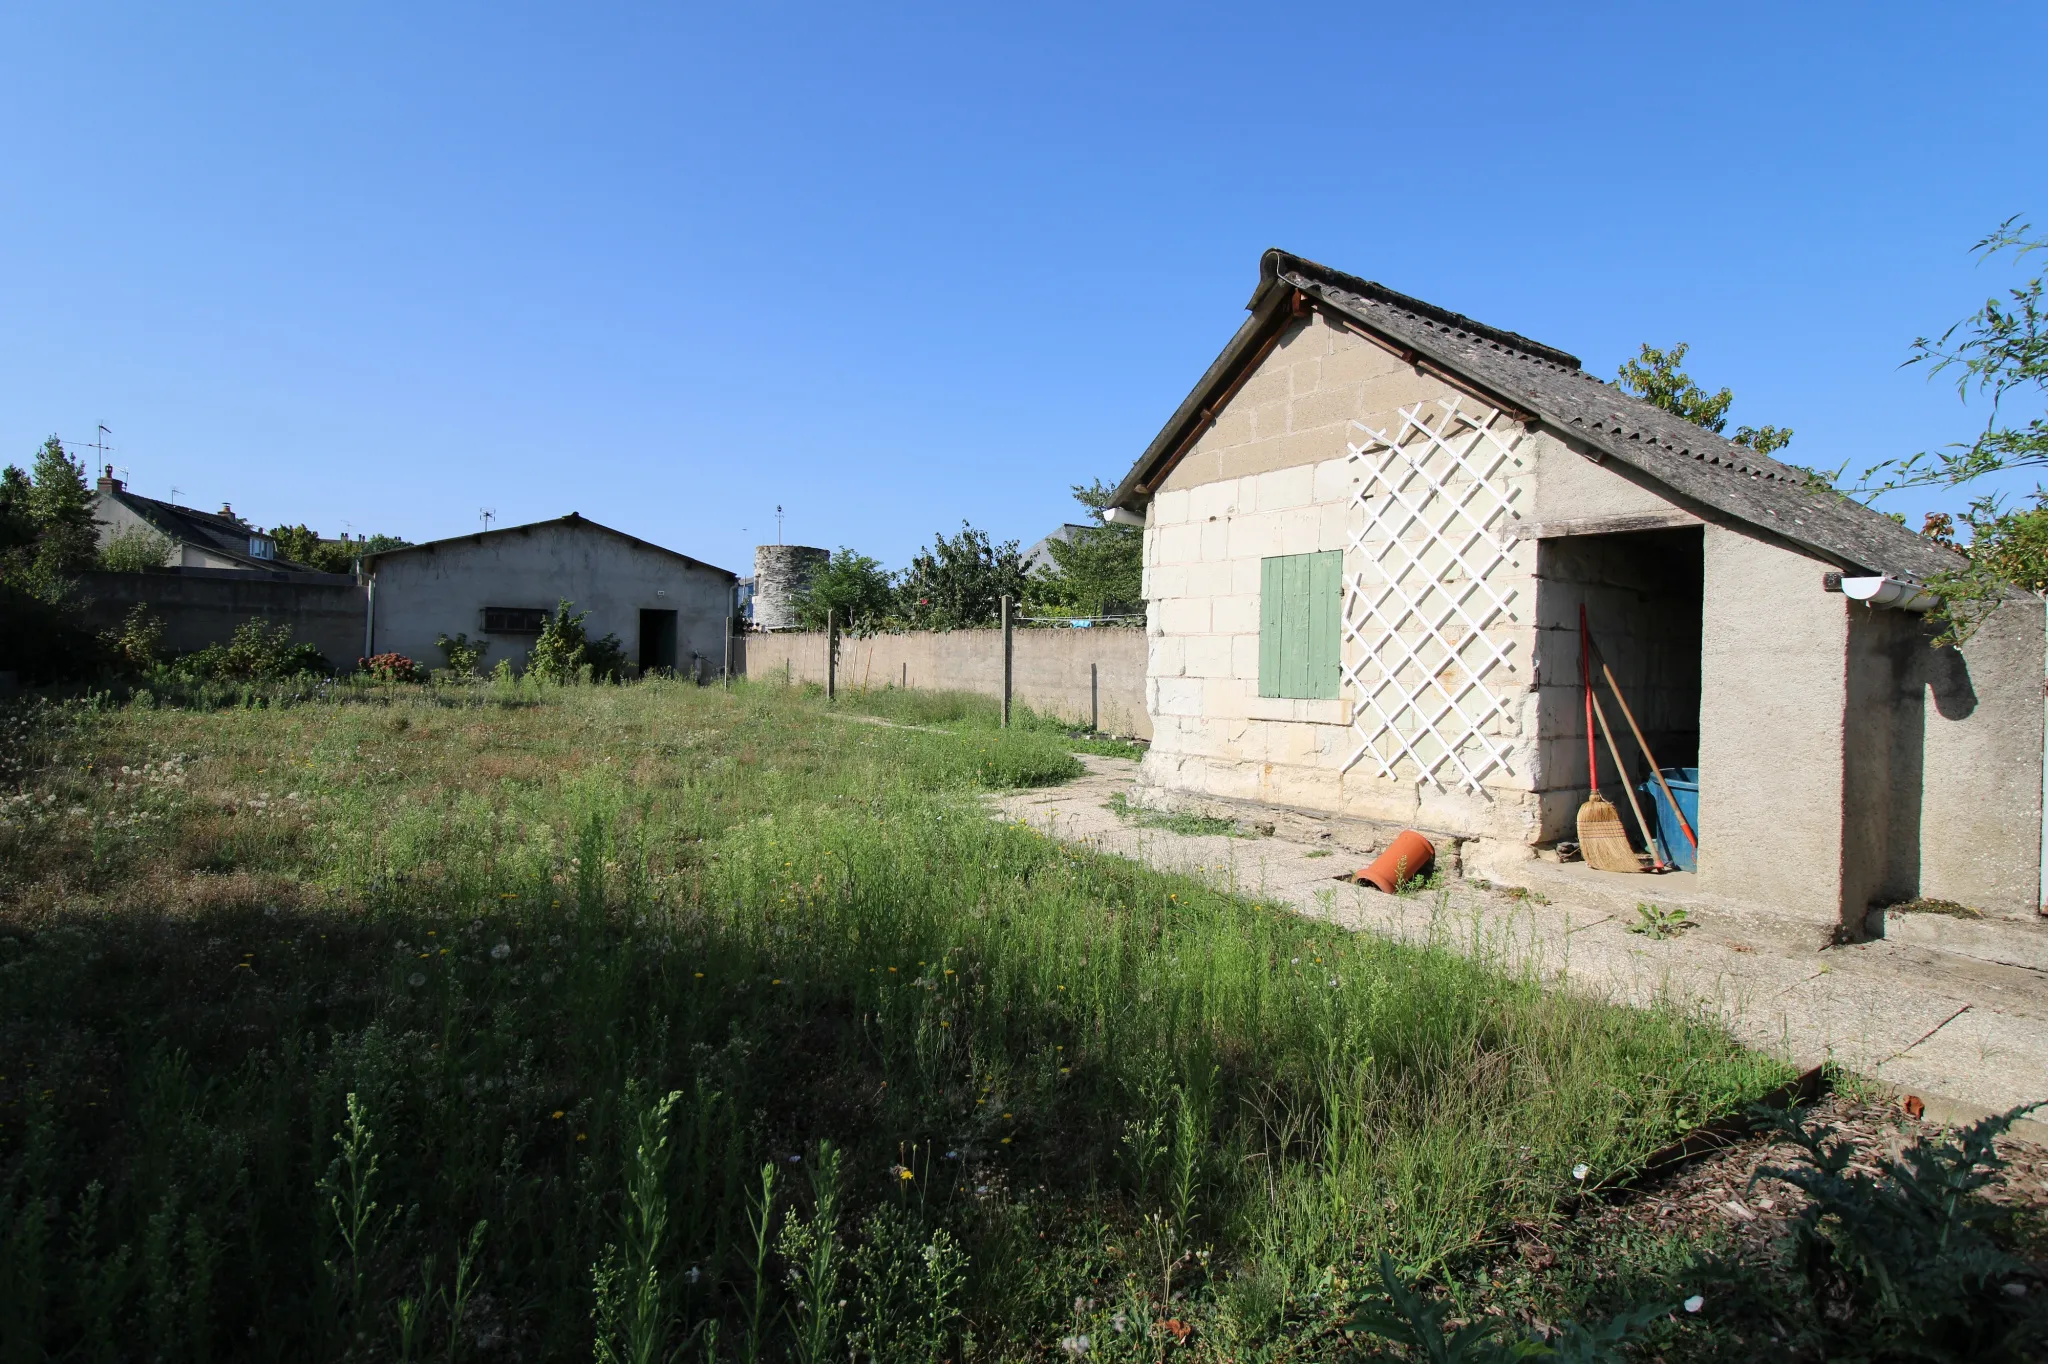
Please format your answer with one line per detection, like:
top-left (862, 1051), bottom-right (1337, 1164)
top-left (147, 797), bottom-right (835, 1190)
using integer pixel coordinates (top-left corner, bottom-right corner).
top-left (3, 3), bottom-right (2042, 575)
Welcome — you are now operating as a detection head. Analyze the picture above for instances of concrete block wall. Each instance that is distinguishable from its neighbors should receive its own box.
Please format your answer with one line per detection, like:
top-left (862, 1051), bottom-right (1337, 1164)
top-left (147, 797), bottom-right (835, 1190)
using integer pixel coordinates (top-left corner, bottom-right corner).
top-left (740, 628), bottom-right (1150, 737)
top-left (77, 567), bottom-right (368, 667)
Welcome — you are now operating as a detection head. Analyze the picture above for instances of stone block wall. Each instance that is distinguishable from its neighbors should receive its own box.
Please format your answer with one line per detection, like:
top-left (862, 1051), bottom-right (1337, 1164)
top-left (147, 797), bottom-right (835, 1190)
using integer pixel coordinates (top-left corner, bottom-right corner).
top-left (1141, 309), bottom-right (1548, 840)
top-left (740, 628), bottom-right (1150, 737)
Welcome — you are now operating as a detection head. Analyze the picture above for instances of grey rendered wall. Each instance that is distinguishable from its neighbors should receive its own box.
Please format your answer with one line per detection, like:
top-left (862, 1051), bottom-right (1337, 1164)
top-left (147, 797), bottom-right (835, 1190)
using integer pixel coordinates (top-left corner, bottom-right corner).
top-left (1694, 526), bottom-right (1852, 924)
top-left (368, 525), bottom-right (732, 675)
top-left (1866, 597), bottom-right (2044, 920)
top-left (741, 629), bottom-right (1151, 737)
top-left (76, 568), bottom-right (368, 665)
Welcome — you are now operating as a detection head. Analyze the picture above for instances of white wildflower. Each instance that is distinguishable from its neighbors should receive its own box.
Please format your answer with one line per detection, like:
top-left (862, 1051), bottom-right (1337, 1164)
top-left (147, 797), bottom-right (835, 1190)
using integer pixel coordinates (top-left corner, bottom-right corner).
top-left (1059, 1335), bottom-right (1090, 1358)
top-left (1684, 1294), bottom-right (1704, 1313)
top-left (1572, 1163), bottom-right (1590, 1181)
top-left (408, 972), bottom-right (426, 987)
top-left (491, 942), bottom-right (512, 960)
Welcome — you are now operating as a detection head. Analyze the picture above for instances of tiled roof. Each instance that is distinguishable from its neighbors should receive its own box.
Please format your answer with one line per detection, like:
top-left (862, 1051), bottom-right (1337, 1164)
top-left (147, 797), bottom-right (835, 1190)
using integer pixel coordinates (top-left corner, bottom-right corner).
top-left (107, 489), bottom-right (306, 571)
top-left (1119, 250), bottom-right (1960, 584)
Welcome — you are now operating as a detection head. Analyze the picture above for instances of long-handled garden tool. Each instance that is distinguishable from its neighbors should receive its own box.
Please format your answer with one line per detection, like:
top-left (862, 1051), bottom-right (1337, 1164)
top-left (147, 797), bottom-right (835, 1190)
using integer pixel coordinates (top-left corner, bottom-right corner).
top-left (1590, 678), bottom-right (1663, 871)
top-left (1575, 605), bottom-right (1639, 873)
top-left (1590, 636), bottom-right (1698, 859)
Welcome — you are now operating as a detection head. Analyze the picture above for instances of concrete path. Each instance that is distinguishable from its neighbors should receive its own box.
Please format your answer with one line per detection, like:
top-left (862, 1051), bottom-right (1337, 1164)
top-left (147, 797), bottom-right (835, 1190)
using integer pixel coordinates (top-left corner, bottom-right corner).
top-left (990, 755), bottom-right (2048, 1136)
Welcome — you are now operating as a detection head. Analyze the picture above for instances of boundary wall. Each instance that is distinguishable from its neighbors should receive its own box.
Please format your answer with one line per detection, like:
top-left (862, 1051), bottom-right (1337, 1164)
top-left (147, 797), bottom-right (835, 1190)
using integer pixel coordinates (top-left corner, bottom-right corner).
top-left (742, 628), bottom-right (1150, 739)
top-left (77, 568), bottom-right (368, 667)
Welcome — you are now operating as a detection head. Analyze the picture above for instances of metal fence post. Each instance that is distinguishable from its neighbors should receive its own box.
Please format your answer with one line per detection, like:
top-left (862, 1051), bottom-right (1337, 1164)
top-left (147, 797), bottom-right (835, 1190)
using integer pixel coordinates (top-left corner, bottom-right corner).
top-left (1091, 661), bottom-right (1099, 734)
top-left (826, 609), bottom-right (838, 701)
top-left (722, 615), bottom-right (733, 688)
top-left (1001, 595), bottom-right (1013, 728)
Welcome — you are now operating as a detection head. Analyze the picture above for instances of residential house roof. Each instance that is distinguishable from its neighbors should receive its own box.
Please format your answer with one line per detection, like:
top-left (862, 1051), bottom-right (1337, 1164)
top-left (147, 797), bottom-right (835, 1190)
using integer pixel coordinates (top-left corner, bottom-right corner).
top-left (1112, 250), bottom-right (1960, 584)
top-left (97, 483), bottom-right (310, 572)
top-left (361, 512), bottom-right (737, 579)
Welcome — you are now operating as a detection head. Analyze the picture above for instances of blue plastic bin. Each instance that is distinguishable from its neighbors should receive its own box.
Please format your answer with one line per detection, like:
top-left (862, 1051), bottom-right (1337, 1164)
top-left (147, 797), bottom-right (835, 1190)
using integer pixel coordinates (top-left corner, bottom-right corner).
top-left (1636, 767), bottom-right (1700, 872)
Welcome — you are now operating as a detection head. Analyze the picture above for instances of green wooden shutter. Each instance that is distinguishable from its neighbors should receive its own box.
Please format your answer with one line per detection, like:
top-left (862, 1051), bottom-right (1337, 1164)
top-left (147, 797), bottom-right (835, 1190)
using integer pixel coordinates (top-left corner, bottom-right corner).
top-left (1258, 551), bottom-right (1341, 699)
top-left (1259, 556), bottom-right (1285, 697)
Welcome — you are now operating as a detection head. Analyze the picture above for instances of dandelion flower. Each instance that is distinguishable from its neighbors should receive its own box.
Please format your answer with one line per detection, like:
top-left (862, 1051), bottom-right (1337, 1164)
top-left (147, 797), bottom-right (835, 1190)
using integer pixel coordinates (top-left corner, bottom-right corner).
top-left (576, 1132), bottom-right (586, 1142)
top-left (552, 1110), bottom-right (565, 1119)
top-left (1571, 1163), bottom-right (1590, 1181)
top-left (491, 942), bottom-right (511, 960)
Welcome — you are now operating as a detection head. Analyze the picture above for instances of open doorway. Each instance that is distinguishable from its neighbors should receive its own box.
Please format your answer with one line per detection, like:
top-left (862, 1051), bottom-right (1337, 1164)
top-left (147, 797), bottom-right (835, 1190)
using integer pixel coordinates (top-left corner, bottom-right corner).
top-left (1534, 528), bottom-right (1704, 859)
top-left (639, 609), bottom-right (678, 674)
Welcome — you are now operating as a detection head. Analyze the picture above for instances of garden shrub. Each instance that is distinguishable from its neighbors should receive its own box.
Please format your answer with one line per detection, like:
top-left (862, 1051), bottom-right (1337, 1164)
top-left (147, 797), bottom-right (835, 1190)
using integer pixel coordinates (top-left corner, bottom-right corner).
top-left (176, 618), bottom-right (330, 681)
top-left (358, 652), bottom-right (423, 683)
top-left (434, 632), bottom-right (490, 676)
top-left (526, 599), bottom-right (627, 682)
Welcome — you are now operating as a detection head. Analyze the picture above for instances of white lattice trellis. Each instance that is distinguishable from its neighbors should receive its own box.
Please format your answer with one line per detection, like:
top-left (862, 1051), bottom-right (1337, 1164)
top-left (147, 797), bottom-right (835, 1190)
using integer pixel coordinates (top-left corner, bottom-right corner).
top-left (1342, 397), bottom-right (1524, 794)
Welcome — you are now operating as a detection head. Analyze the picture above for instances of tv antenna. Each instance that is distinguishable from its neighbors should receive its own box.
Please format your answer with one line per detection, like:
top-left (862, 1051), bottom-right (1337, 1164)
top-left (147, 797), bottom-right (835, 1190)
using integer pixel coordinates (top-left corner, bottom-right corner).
top-left (775, 504), bottom-right (784, 544)
top-left (480, 508), bottom-right (496, 531)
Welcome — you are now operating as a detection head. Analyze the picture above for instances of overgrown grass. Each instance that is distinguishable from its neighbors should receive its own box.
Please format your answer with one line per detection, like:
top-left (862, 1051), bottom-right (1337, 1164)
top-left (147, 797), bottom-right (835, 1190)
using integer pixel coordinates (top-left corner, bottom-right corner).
top-left (0, 679), bottom-right (1788, 1360)
top-left (826, 683), bottom-right (1147, 759)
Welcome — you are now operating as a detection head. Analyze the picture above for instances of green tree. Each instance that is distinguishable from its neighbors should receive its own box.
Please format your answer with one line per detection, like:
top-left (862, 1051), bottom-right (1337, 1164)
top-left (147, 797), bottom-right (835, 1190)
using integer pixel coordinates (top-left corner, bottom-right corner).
top-left (1859, 220), bottom-right (2048, 644)
top-left (1616, 342), bottom-right (1794, 454)
top-left (24, 437), bottom-right (100, 579)
top-left (896, 523), bottom-right (1028, 629)
top-left (268, 525), bottom-right (408, 573)
top-left (1023, 480), bottom-right (1142, 620)
top-left (794, 548), bottom-right (896, 630)
top-left (1868, 218), bottom-right (2046, 493)
top-left (99, 524), bottom-right (176, 572)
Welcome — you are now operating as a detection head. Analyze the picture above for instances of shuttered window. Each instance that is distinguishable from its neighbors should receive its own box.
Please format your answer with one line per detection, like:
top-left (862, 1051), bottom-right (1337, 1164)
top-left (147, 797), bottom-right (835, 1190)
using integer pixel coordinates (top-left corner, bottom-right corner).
top-left (1258, 551), bottom-right (1342, 700)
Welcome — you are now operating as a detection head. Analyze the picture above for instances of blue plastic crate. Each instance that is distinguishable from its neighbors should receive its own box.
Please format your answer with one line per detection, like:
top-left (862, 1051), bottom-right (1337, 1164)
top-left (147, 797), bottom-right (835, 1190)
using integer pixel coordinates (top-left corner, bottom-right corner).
top-left (1637, 767), bottom-right (1700, 871)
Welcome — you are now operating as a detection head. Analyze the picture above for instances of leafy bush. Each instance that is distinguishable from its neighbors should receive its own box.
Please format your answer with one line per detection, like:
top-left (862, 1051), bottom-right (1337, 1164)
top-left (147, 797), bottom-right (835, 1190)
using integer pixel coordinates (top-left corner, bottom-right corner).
top-left (1752, 1101), bottom-right (2047, 1360)
top-left (435, 632), bottom-right (490, 676)
top-left (794, 548), bottom-right (896, 631)
top-left (97, 524), bottom-right (176, 571)
top-left (358, 652), bottom-right (423, 683)
top-left (176, 618), bottom-right (331, 681)
top-left (98, 602), bottom-right (164, 672)
top-left (1348, 1251), bottom-right (1690, 1361)
top-left (526, 600), bottom-right (626, 682)
top-left (896, 523), bottom-right (1028, 629)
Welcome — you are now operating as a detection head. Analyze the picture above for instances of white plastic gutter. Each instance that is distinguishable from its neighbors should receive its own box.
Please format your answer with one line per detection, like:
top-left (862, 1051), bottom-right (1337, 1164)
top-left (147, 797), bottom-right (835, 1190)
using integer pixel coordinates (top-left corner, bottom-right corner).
top-left (1839, 576), bottom-right (1937, 612)
top-left (1102, 506), bottom-right (1146, 527)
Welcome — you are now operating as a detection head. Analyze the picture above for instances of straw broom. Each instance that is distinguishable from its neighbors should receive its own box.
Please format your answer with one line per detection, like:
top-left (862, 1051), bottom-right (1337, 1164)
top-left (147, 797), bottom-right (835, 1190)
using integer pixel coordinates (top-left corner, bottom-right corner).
top-left (1576, 605), bottom-right (1639, 873)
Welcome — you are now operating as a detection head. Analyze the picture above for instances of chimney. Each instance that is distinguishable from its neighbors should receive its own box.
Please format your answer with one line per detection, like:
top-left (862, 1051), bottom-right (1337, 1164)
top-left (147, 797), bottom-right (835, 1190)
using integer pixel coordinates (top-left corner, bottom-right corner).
top-left (96, 465), bottom-right (123, 494)
top-left (219, 503), bottom-right (236, 521)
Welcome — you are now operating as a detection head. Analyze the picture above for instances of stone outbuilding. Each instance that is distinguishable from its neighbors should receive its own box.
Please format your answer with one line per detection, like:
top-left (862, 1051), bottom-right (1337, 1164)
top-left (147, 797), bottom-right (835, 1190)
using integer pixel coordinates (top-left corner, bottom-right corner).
top-left (1106, 250), bottom-right (2047, 937)
top-left (362, 513), bottom-right (736, 677)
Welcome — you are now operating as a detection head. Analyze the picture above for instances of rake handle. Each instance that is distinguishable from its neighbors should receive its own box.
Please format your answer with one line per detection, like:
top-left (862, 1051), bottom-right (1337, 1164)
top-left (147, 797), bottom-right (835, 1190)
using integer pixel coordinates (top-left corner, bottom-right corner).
top-left (1590, 685), bottom-right (1659, 867)
top-left (1579, 605), bottom-right (1597, 796)
top-left (1592, 643), bottom-right (1698, 851)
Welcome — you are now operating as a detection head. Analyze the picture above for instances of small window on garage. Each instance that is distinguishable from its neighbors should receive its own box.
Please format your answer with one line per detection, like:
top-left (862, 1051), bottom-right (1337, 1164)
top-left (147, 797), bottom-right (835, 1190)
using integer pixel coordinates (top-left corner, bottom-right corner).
top-left (482, 606), bottom-right (549, 634)
top-left (1259, 551), bottom-right (1342, 700)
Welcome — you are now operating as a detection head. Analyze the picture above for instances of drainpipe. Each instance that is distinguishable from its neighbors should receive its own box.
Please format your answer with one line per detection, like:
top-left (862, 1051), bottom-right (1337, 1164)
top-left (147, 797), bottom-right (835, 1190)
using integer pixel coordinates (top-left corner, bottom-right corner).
top-left (2041, 592), bottom-right (2046, 916)
top-left (362, 572), bottom-right (375, 663)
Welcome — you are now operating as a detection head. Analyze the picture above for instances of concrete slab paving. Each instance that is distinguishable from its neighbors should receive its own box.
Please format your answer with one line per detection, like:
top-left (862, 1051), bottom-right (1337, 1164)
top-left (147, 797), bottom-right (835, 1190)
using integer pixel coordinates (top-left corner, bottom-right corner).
top-left (991, 754), bottom-right (2048, 1135)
